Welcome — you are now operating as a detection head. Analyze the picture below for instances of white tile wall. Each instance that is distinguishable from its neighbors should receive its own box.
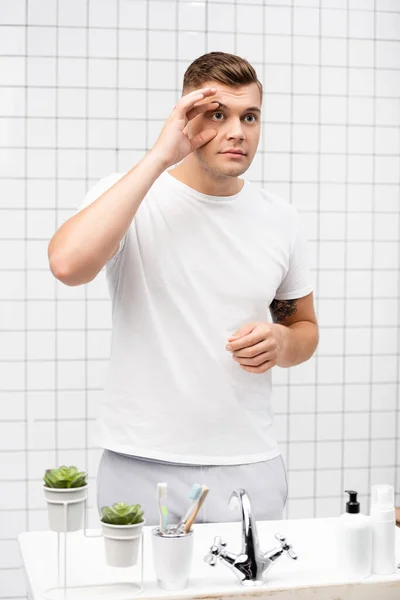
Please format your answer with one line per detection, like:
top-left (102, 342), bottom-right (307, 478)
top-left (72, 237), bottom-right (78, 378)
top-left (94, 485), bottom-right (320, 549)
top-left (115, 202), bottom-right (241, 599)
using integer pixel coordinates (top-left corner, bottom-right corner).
top-left (0, 0), bottom-right (400, 596)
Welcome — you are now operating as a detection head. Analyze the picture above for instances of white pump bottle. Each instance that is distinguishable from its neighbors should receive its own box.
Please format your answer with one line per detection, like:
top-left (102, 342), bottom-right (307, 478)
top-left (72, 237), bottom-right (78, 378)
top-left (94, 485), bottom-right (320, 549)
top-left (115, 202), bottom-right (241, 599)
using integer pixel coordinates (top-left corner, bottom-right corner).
top-left (337, 489), bottom-right (372, 580)
top-left (370, 484), bottom-right (396, 575)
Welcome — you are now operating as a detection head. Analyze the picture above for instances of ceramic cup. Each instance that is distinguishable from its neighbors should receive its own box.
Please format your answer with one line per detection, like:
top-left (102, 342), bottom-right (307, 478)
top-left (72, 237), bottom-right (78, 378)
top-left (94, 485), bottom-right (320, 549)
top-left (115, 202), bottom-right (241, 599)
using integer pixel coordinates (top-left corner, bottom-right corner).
top-left (151, 526), bottom-right (194, 590)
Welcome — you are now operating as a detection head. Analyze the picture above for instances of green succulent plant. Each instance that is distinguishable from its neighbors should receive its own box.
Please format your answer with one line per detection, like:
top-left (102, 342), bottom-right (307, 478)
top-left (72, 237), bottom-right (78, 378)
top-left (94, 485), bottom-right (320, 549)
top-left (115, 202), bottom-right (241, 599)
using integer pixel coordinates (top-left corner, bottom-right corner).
top-left (101, 502), bottom-right (144, 525)
top-left (44, 465), bottom-right (87, 489)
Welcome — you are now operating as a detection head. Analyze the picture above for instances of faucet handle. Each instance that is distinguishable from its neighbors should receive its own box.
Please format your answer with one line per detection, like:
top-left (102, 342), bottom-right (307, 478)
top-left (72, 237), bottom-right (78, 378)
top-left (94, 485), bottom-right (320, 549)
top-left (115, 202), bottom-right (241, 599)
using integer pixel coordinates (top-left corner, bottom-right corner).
top-left (274, 533), bottom-right (298, 560)
top-left (204, 536), bottom-right (227, 566)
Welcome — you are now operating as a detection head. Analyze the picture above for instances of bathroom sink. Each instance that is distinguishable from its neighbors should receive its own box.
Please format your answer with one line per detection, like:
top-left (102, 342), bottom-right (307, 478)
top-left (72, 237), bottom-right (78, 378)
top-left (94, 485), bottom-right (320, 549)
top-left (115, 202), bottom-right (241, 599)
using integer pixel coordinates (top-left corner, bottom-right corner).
top-left (18, 516), bottom-right (400, 600)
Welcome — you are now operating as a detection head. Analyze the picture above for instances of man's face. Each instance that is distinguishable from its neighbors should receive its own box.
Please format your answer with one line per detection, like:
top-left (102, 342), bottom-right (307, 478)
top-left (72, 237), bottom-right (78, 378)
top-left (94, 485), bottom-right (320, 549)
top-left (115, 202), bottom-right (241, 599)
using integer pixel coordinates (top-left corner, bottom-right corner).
top-left (185, 81), bottom-right (262, 179)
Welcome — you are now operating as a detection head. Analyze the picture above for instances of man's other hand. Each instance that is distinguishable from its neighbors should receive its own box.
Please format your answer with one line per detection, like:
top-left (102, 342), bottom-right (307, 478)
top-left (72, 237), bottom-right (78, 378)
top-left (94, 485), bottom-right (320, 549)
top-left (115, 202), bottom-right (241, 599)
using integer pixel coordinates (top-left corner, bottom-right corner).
top-left (225, 322), bottom-right (284, 374)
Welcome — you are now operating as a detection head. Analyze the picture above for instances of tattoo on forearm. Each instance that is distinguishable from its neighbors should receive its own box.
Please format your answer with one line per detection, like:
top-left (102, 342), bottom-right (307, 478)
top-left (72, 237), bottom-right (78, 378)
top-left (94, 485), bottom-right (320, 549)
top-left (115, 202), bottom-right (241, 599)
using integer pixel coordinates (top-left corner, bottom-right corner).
top-left (269, 299), bottom-right (298, 323)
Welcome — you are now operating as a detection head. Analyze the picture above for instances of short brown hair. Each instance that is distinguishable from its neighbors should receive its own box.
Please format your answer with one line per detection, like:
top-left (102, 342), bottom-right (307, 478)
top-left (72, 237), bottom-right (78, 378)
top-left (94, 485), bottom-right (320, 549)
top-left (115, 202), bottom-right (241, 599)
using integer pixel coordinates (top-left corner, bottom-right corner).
top-left (182, 51), bottom-right (263, 103)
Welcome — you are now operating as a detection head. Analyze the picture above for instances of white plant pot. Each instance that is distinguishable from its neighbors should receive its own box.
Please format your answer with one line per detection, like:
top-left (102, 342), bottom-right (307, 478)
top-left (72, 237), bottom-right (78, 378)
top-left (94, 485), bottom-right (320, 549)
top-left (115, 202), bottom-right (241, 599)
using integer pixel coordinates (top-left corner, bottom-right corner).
top-left (101, 520), bottom-right (146, 568)
top-left (43, 485), bottom-right (88, 533)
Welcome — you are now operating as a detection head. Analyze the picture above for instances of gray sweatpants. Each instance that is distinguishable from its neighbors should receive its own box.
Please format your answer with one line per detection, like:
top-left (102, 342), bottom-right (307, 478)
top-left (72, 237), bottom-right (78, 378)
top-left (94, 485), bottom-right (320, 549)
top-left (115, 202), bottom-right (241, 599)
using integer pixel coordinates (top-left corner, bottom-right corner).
top-left (96, 450), bottom-right (288, 526)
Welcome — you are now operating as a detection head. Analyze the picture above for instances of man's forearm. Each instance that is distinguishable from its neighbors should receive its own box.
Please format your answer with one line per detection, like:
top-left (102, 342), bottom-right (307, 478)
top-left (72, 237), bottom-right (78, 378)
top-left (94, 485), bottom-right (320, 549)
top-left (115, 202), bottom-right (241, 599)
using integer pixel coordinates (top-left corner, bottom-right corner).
top-left (274, 321), bottom-right (319, 368)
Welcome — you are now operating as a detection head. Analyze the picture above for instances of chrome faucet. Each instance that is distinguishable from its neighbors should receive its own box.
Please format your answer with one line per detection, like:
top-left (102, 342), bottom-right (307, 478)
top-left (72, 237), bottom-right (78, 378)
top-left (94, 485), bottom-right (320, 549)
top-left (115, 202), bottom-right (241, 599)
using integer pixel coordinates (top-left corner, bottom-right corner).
top-left (204, 489), bottom-right (298, 586)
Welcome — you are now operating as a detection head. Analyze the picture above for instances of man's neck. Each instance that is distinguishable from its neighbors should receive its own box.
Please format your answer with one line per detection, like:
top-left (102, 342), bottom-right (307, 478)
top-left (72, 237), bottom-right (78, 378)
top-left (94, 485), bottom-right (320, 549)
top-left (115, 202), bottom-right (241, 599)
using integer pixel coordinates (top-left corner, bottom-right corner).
top-left (167, 158), bottom-right (244, 197)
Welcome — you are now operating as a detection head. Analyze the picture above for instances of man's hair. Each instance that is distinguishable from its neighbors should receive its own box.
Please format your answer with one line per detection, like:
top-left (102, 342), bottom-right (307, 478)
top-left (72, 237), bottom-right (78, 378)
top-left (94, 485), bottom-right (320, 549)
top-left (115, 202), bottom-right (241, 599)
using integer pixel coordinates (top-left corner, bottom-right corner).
top-left (182, 51), bottom-right (263, 102)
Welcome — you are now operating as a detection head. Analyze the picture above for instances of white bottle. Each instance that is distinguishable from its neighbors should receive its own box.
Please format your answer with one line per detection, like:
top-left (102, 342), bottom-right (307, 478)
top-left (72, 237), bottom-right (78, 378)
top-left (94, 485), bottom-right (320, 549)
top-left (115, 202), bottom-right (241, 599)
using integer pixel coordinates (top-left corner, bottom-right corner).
top-left (370, 484), bottom-right (396, 575)
top-left (337, 490), bottom-right (372, 580)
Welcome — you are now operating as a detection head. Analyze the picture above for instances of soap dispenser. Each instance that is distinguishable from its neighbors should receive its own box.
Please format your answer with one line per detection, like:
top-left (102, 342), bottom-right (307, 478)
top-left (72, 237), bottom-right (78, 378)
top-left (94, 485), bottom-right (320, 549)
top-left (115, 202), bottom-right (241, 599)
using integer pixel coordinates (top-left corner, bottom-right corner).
top-left (337, 490), bottom-right (372, 580)
top-left (370, 484), bottom-right (396, 575)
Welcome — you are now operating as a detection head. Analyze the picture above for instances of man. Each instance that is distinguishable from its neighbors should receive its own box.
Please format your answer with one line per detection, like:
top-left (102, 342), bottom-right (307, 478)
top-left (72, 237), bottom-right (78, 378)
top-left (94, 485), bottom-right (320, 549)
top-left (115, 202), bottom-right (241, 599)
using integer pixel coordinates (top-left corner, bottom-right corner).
top-left (48, 52), bottom-right (318, 525)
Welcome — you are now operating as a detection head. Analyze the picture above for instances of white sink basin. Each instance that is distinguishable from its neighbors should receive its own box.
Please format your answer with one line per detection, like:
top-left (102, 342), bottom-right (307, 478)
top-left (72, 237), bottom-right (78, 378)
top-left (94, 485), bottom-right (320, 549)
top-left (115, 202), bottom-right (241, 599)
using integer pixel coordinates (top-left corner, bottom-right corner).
top-left (18, 517), bottom-right (400, 600)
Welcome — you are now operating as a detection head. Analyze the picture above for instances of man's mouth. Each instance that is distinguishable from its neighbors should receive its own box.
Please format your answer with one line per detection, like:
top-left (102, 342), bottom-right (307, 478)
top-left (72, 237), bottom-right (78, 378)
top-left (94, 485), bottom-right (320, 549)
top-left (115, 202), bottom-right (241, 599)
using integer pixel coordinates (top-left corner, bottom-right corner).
top-left (221, 150), bottom-right (246, 156)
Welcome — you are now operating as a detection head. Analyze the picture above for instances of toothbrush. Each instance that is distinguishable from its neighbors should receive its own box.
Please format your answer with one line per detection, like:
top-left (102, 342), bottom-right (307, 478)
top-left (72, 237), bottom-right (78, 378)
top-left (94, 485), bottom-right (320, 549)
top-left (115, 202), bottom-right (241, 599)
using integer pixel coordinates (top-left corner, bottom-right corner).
top-left (183, 485), bottom-right (209, 534)
top-left (175, 483), bottom-right (203, 533)
top-left (157, 482), bottom-right (169, 534)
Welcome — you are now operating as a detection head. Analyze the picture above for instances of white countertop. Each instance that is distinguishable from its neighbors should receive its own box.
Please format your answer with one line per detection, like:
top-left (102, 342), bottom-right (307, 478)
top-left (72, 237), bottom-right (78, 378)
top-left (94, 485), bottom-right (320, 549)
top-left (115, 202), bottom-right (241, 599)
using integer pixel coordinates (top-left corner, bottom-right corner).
top-left (18, 517), bottom-right (400, 600)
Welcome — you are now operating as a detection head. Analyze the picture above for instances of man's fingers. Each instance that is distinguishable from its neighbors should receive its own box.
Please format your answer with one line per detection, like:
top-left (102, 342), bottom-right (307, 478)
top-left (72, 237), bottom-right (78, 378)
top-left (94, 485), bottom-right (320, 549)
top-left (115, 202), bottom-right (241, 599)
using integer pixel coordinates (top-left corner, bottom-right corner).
top-left (240, 360), bottom-right (276, 374)
top-left (173, 87), bottom-right (211, 111)
top-left (190, 128), bottom-right (218, 150)
top-left (232, 340), bottom-right (274, 358)
top-left (186, 100), bottom-right (219, 122)
top-left (229, 323), bottom-right (256, 340)
top-left (175, 87), bottom-right (217, 117)
top-left (233, 351), bottom-right (274, 367)
top-left (227, 330), bottom-right (268, 351)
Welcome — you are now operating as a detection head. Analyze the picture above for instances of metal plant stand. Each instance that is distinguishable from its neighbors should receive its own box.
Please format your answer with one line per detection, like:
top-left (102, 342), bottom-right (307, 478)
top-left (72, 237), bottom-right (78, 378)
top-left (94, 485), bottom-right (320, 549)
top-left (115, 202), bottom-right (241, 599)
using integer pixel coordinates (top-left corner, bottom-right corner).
top-left (43, 494), bottom-right (144, 599)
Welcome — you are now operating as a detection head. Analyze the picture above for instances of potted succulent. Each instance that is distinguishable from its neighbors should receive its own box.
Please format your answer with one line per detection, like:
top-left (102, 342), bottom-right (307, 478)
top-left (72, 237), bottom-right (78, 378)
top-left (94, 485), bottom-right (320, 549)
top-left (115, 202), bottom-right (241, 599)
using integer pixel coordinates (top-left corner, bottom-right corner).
top-left (100, 502), bottom-right (146, 567)
top-left (43, 466), bottom-right (88, 533)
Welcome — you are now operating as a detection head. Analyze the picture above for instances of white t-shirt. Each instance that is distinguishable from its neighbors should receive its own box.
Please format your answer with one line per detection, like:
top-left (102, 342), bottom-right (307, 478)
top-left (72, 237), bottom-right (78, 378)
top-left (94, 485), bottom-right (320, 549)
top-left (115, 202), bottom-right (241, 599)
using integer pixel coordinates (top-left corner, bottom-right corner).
top-left (76, 170), bottom-right (313, 465)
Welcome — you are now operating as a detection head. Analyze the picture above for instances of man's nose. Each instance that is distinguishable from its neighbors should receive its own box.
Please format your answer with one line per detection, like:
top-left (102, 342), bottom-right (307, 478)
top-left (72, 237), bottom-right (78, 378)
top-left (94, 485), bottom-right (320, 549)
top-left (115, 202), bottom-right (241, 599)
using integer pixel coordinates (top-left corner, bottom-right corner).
top-left (227, 121), bottom-right (245, 140)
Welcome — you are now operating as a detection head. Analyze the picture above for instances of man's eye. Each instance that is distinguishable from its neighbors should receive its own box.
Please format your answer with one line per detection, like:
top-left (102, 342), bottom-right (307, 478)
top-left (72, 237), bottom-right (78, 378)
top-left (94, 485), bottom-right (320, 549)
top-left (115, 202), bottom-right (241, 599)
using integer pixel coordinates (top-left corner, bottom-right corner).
top-left (211, 113), bottom-right (258, 122)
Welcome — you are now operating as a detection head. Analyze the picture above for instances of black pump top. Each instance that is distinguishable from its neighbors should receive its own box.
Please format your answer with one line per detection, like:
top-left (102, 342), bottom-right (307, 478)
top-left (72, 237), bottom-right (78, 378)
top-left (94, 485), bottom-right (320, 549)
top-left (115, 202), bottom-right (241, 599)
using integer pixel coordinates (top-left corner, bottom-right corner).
top-left (345, 489), bottom-right (360, 514)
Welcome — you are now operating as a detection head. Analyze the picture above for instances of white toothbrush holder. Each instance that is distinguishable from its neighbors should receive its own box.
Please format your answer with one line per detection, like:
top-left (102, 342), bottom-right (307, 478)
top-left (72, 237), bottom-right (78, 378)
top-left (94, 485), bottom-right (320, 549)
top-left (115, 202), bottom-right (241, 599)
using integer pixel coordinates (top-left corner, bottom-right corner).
top-left (151, 526), bottom-right (194, 590)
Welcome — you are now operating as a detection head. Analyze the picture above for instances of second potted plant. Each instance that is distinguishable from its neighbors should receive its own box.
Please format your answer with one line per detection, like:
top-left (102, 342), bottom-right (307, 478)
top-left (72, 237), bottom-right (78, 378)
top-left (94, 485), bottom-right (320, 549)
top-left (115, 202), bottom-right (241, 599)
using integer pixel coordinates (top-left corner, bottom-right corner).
top-left (43, 465), bottom-right (88, 533)
top-left (100, 502), bottom-right (146, 567)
